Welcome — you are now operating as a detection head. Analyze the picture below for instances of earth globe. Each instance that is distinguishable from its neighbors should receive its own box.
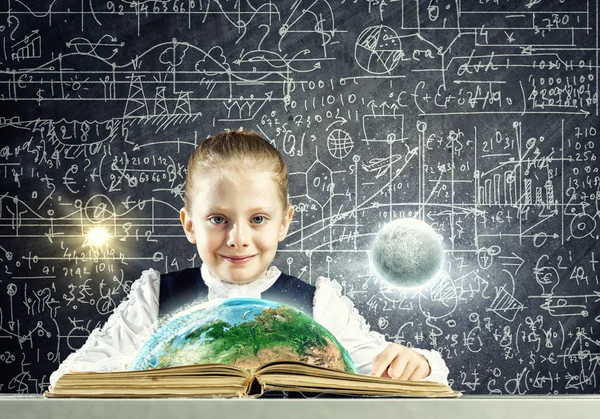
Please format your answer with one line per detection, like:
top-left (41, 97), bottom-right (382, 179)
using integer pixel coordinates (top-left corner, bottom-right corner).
top-left (129, 298), bottom-right (356, 374)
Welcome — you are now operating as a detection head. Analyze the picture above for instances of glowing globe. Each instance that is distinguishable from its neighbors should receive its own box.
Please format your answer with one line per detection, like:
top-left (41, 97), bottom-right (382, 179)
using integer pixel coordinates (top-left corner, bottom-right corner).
top-left (370, 218), bottom-right (444, 289)
top-left (130, 298), bottom-right (356, 373)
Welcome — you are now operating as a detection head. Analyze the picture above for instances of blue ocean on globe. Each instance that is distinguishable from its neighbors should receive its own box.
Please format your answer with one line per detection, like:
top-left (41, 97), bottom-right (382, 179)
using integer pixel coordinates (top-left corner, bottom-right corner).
top-left (130, 298), bottom-right (356, 373)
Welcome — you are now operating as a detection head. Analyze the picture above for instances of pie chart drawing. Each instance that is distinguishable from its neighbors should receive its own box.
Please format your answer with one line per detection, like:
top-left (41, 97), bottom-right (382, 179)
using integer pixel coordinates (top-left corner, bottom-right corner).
top-left (355, 25), bottom-right (402, 75)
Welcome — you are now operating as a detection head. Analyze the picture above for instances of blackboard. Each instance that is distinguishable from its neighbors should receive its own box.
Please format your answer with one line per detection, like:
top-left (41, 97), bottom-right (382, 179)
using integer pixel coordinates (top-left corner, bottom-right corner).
top-left (0, 0), bottom-right (599, 394)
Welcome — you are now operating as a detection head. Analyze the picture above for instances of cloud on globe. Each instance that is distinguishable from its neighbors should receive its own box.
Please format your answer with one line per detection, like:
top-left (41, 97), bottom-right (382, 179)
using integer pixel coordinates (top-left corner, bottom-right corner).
top-left (370, 218), bottom-right (444, 289)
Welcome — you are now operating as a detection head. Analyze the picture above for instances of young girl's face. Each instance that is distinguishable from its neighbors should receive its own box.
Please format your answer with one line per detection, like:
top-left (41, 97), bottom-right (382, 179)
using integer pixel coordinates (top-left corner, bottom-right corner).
top-left (180, 168), bottom-right (294, 284)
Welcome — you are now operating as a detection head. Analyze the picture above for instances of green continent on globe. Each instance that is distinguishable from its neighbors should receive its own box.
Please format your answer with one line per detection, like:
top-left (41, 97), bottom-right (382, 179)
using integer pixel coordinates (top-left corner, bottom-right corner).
top-left (130, 299), bottom-right (356, 374)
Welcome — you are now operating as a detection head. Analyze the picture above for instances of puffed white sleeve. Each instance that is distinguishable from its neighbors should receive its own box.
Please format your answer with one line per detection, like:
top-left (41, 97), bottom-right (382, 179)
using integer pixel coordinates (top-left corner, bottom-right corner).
top-left (312, 276), bottom-right (449, 385)
top-left (49, 269), bottom-right (161, 388)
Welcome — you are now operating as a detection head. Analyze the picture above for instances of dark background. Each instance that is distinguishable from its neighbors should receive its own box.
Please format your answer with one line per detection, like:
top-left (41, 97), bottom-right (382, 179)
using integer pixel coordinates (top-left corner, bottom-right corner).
top-left (0, 0), bottom-right (598, 394)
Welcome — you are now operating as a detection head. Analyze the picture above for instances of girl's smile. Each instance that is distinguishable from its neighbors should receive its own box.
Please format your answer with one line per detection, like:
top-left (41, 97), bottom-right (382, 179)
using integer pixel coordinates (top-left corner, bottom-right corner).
top-left (220, 254), bottom-right (255, 264)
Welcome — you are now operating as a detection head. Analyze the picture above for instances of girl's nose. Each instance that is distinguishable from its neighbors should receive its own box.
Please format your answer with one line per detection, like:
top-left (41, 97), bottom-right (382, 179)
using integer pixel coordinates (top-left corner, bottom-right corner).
top-left (227, 222), bottom-right (249, 248)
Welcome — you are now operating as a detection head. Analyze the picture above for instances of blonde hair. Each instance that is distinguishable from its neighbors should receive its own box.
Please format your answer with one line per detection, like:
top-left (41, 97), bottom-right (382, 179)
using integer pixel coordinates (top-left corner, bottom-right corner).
top-left (184, 130), bottom-right (290, 213)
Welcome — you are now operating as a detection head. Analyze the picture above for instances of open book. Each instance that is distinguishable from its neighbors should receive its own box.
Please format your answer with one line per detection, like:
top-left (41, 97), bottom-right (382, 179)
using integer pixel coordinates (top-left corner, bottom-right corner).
top-left (45, 360), bottom-right (460, 398)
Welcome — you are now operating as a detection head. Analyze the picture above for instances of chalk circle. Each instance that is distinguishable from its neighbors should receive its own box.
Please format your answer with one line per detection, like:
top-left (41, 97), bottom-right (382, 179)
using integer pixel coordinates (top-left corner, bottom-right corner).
top-left (476, 245), bottom-right (500, 269)
top-left (525, 137), bottom-right (537, 149)
top-left (327, 129), bottom-right (354, 160)
top-left (66, 327), bottom-right (90, 351)
top-left (355, 25), bottom-right (402, 75)
top-left (84, 194), bottom-right (117, 224)
top-left (97, 296), bottom-right (117, 315)
top-left (533, 232), bottom-right (549, 247)
top-left (570, 214), bottom-right (596, 239)
top-left (7, 283), bottom-right (17, 297)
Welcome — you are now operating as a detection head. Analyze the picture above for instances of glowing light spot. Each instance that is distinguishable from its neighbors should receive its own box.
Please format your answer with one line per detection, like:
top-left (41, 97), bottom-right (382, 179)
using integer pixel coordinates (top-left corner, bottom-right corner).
top-left (86, 227), bottom-right (110, 247)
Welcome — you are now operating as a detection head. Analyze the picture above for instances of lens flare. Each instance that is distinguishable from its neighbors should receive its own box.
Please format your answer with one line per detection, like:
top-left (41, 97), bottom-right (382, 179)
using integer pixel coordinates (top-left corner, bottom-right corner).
top-left (86, 227), bottom-right (110, 247)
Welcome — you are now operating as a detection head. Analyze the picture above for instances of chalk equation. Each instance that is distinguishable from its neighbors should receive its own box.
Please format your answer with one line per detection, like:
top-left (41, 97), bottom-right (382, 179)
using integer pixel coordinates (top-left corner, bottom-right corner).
top-left (0, 0), bottom-right (598, 394)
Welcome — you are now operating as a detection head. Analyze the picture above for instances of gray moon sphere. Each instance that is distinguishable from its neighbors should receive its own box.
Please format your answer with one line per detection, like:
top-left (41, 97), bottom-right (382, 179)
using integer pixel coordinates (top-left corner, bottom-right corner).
top-left (370, 218), bottom-right (444, 288)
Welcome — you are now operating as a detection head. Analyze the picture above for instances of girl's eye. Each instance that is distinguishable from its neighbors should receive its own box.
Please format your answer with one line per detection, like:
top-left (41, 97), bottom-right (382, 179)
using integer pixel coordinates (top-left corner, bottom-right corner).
top-left (210, 216), bottom-right (226, 225)
top-left (252, 216), bottom-right (265, 224)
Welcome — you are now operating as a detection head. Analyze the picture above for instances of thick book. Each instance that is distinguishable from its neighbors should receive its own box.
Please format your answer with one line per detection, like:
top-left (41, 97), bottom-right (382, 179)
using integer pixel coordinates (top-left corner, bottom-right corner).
top-left (45, 360), bottom-right (461, 398)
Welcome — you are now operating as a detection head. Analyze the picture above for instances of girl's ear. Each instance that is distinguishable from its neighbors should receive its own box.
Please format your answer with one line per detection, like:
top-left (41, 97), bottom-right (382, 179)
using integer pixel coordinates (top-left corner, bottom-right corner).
top-left (278, 205), bottom-right (294, 242)
top-left (180, 207), bottom-right (197, 244)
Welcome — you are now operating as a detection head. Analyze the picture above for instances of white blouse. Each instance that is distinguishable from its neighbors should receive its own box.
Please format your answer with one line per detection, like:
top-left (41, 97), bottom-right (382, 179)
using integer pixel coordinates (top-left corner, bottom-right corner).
top-left (49, 265), bottom-right (449, 387)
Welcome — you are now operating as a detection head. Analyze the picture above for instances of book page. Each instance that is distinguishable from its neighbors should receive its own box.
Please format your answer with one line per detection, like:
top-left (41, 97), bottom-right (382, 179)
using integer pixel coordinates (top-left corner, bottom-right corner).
top-left (255, 361), bottom-right (459, 397)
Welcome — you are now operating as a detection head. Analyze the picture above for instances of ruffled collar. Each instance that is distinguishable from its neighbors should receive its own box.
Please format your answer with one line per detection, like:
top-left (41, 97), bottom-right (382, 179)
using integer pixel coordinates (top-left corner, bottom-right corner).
top-left (200, 263), bottom-right (282, 300)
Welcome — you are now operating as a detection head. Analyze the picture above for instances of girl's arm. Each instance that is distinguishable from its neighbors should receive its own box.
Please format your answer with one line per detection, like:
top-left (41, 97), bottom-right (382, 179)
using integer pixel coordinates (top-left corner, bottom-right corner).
top-left (48, 269), bottom-right (161, 388)
top-left (312, 276), bottom-right (449, 385)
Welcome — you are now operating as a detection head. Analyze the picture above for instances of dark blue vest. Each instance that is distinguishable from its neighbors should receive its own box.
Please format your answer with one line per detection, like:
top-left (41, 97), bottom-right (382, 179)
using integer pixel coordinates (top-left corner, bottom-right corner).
top-left (158, 267), bottom-right (315, 319)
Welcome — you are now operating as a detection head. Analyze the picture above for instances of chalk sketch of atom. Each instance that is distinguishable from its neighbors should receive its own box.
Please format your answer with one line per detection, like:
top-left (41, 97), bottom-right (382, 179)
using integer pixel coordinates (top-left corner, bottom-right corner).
top-left (355, 25), bottom-right (402, 75)
top-left (327, 129), bottom-right (354, 160)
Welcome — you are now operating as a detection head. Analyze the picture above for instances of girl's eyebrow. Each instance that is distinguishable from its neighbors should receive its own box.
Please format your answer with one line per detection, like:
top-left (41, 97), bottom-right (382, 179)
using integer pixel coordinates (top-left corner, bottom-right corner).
top-left (251, 207), bottom-right (275, 212)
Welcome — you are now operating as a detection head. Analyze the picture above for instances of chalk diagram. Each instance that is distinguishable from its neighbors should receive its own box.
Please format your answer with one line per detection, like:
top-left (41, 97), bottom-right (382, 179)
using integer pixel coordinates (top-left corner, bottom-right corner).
top-left (0, 0), bottom-right (599, 394)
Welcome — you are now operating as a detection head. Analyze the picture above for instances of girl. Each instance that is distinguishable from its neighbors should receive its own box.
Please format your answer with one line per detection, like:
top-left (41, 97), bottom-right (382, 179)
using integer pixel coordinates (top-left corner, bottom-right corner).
top-left (49, 130), bottom-right (449, 388)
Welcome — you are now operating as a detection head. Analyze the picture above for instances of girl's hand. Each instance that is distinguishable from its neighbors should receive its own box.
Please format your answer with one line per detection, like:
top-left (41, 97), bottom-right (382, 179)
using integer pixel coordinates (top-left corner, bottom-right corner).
top-left (370, 343), bottom-right (431, 381)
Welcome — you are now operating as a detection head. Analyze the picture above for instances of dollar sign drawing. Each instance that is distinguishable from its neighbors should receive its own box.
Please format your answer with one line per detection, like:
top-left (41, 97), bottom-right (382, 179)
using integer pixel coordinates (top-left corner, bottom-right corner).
top-left (36, 88), bottom-right (44, 105)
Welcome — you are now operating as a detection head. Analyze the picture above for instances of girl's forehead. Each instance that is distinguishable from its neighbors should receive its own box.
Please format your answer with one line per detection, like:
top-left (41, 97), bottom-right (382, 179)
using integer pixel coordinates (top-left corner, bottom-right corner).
top-left (193, 170), bottom-right (279, 200)
top-left (198, 167), bottom-right (273, 186)
top-left (187, 166), bottom-right (286, 211)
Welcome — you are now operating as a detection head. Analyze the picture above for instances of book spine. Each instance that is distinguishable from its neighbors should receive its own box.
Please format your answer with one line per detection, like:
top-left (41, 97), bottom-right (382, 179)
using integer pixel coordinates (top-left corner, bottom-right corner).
top-left (244, 375), bottom-right (265, 397)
